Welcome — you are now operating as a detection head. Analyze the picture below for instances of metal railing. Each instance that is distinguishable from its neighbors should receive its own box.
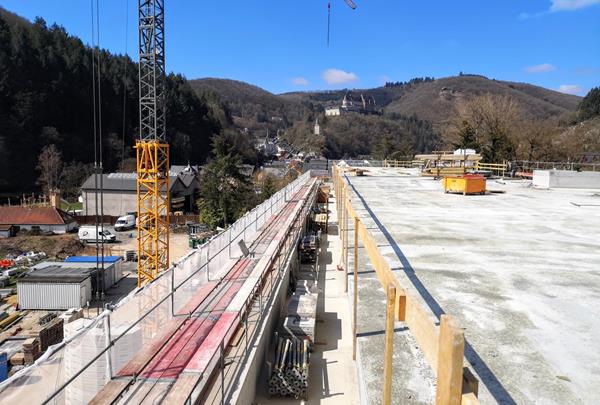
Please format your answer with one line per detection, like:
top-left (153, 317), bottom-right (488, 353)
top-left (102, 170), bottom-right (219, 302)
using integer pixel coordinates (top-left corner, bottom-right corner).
top-left (511, 160), bottom-right (600, 172)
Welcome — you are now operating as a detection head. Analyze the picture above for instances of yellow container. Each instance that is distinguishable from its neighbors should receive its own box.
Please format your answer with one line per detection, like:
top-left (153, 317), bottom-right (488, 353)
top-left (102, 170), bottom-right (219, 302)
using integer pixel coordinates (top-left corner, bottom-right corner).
top-left (443, 175), bottom-right (486, 195)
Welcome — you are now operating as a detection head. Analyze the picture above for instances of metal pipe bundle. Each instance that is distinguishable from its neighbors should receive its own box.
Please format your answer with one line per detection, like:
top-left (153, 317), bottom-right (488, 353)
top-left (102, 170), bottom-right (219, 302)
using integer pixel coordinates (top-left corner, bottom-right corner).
top-left (268, 337), bottom-right (310, 399)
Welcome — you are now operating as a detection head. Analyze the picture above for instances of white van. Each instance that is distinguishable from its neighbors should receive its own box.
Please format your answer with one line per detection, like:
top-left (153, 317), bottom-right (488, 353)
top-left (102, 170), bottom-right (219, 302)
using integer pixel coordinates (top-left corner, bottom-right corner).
top-left (114, 214), bottom-right (136, 231)
top-left (78, 226), bottom-right (117, 243)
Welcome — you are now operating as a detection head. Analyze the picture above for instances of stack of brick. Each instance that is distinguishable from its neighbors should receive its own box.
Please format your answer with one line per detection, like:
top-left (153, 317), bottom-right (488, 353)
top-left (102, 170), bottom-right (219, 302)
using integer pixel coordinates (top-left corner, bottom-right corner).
top-left (35, 317), bottom-right (64, 352)
top-left (9, 352), bottom-right (24, 366)
top-left (23, 337), bottom-right (41, 365)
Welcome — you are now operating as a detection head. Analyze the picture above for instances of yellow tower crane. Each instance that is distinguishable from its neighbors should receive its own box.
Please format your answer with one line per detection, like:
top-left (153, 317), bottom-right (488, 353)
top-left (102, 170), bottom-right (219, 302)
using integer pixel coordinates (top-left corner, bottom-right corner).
top-left (136, 0), bottom-right (169, 286)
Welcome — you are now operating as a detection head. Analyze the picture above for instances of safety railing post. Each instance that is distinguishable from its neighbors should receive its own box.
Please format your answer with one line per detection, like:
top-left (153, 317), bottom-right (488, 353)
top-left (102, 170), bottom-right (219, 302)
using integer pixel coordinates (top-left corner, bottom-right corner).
top-left (245, 309), bottom-right (249, 356)
top-left (104, 311), bottom-right (113, 379)
top-left (228, 228), bottom-right (232, 259)
top-left (383, 285), bottom-right (396, 405)
top-left (206, 244), bottom-right (210, 281)
top-left (171, 266), bottom-right (175, 312)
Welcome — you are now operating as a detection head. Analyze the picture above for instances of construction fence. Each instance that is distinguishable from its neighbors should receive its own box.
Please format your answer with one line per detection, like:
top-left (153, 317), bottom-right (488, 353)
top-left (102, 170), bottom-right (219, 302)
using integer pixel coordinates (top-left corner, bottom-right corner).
top-left (0, 172), bottom-right (313, 405)
top-left (333, 165), bottom-right (479, 405)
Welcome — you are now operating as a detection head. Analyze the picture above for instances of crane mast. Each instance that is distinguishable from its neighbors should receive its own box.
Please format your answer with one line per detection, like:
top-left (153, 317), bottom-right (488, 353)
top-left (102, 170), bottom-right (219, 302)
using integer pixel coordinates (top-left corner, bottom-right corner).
top-left (136, 0), bottom-right (169, 286)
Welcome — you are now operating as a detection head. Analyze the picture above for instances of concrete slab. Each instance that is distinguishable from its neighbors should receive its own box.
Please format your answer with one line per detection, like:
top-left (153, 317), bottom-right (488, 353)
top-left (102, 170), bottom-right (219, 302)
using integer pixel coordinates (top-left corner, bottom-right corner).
top-left (342, 168), bottom-right (600, 405)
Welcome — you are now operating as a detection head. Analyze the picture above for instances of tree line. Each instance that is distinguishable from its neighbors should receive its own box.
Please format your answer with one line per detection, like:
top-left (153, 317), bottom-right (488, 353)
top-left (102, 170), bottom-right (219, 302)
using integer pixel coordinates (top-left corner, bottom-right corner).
top-left (452, 89), bottom-right (600, 163)
top-left (384, 77), bottom-right (435, 88)
top-left (0, 10), bottom-right (225, 195)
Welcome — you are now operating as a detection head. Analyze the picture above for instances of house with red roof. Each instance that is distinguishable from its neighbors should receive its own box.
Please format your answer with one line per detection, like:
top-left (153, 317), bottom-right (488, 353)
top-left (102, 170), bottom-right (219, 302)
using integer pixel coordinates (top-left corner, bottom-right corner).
top-left (0, 206), bottom-right (78, 234)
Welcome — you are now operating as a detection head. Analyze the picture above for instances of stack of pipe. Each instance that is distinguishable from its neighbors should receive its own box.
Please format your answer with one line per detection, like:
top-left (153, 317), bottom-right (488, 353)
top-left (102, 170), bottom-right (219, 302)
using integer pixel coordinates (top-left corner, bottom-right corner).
top-left (268, 337), bottom-right (310, 399)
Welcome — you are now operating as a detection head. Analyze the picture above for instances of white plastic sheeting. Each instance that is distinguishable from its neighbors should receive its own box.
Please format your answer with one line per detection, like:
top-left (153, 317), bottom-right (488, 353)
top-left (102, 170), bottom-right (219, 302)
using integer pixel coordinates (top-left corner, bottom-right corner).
top-left (0, 172), bottom-right (311, 404)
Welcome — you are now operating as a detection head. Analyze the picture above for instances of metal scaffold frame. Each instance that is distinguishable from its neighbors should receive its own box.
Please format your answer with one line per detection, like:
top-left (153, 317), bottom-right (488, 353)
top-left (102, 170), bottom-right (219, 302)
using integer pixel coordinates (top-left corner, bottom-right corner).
top-left (137, 0), bottom-right (169, 286)
top-left (136, 141), bottom-right (170, 285)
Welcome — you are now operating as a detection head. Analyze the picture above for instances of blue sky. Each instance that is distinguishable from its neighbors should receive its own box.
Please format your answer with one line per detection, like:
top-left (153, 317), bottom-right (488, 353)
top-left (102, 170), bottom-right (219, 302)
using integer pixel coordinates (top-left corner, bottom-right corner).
top-left (1, 0), bottom-right (599, 95)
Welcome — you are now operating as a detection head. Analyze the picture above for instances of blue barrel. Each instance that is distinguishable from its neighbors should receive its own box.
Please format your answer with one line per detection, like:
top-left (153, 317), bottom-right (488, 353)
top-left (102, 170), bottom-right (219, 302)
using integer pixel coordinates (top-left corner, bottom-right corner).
top-left (0, 352), bottom-right (7, 382)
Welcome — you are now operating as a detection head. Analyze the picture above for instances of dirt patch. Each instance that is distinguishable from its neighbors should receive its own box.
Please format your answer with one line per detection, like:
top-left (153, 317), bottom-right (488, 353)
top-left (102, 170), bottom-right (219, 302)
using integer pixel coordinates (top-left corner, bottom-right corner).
top-left (0, 234), bottom-right (85, 259)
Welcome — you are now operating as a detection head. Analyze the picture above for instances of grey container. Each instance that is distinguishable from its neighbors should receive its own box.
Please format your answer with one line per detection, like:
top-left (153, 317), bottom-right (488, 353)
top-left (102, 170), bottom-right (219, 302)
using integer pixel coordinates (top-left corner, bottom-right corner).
top-left (17, 271), bottom-right (92, 310)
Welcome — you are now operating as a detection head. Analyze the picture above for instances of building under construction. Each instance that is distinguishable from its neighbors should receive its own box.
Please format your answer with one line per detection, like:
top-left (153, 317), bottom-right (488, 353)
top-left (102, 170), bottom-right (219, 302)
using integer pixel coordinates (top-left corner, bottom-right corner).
top-left (0, 163), bottom-right (599, 404)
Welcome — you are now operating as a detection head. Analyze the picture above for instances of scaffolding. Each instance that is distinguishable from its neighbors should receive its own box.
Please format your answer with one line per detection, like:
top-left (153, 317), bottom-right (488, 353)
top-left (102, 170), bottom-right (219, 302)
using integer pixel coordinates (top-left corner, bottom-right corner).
top-left (0, 173), bottom-right (312, 404)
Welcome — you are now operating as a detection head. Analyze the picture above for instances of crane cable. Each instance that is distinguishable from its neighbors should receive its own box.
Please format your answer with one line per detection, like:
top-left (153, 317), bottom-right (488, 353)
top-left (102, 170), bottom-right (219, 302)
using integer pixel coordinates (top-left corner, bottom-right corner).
top-left (120, 0), bottom-right (129, 214)
top-left (327, 1), bottom-right (331, 47)
top-left (90, 0), bottom-right (105, 311)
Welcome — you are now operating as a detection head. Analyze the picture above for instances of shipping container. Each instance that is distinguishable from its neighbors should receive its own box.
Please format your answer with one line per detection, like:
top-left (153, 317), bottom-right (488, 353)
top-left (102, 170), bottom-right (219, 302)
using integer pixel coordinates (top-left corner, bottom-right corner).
top-left (17, 269), bottom-right (92, 310)
top-left (64, 256), bottom-right (123, 286)
top-left (33, 256), bottom-right (123, 293)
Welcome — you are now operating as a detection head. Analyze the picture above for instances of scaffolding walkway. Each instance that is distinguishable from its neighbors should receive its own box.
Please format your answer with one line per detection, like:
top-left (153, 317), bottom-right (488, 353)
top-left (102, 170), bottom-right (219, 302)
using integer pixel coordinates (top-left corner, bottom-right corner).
top-left (0, 173), bottom-right (317, 405)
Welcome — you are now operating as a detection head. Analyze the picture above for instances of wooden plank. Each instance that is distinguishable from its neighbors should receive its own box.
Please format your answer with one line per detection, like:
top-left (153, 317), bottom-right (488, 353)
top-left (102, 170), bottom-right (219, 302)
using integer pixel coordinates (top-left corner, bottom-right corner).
top-left (461, 392), bottom-right (479, 405)
top-left (435, 315), bottom-right (465, 405)
top-left (397, 290), bottom-right (407, 322)
top-left (406, 296), bottom-right (440, 369)
top-left (383, 285), bottom-right (396, 405)
top-left (89, 378), bottom-right (132, 405)
top-left (119, 381), bottom-right (155, 405)
top-left (116, 317), bottom-right (186, 376)
top-left (162, 373), bottom-right (202, 403)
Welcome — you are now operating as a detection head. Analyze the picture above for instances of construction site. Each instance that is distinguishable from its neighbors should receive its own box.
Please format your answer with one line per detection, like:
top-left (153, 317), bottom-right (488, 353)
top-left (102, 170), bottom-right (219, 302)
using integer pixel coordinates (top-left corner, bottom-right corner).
top-left (0, 1), bottom-right (599, 405)
top-left (0, 151), bottom-right (599, 404)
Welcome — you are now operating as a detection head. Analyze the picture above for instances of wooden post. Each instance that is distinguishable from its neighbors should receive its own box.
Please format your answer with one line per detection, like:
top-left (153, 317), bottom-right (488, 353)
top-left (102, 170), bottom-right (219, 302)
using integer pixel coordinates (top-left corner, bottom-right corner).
top-left (383, 285), bottom-right (396, 405)
top-left (353, 217), bottom-right (359, 360)
top-left (435, 315), bottom-right (465, 405)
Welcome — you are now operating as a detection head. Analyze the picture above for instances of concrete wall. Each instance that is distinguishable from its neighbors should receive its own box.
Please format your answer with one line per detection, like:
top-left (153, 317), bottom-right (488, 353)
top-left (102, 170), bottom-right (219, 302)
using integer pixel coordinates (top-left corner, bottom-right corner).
top-left (82, 190), bottom-right (137, 217)
top-left (533, 170), bottom-right (600, 189)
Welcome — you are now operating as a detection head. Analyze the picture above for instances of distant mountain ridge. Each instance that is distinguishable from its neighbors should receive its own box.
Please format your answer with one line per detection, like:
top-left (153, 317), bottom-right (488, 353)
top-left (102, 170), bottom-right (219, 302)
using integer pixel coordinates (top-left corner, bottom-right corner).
top-left (191, 75), bottom-right (581, 131)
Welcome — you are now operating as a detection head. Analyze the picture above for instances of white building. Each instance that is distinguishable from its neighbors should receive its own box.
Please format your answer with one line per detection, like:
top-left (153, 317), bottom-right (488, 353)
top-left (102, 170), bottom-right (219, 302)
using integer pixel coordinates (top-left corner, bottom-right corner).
top-left (325, 106), bottom-right (341, 116)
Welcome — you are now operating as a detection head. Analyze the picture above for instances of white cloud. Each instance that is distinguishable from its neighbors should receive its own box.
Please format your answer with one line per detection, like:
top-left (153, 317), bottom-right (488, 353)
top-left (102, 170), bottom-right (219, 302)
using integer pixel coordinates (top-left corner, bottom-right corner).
top-left (519, 0), bottom-right (599, 19)
top-left (322, 68), bottom-right (358, 85)
top-left (524, 63), bottom-right (556, 73)
top-left (550, 0), bottom-right (600, 11)
top-left (558, 84), bottom-right (584, 95)
top-left (291, 77), bottom-right (309, 86)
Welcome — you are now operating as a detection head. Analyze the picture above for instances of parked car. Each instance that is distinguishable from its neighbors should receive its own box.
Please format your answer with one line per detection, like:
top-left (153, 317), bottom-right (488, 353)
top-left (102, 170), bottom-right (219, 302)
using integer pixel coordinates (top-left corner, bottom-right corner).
top-left (78, 226), bottom-right (117, 243)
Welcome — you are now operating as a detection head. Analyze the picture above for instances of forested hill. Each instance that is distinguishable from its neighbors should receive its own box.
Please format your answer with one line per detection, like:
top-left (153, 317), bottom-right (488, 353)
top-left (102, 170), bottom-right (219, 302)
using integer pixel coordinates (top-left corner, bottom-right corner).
top-left (0, 8), bottom-right (224, 194)
top-left (281, 75), bottom-right (581, 129)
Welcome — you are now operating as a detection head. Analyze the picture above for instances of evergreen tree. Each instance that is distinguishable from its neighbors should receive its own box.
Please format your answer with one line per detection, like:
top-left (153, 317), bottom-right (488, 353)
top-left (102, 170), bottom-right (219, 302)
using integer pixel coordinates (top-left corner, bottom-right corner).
top-left (0, 10), bottom-right (224, 195)
top-left (260, 175), bottom-right (277, 200)
top-left (578, 87), bottom-right (600, 122)
top-left (197, 133), bottom-right (252, 229)
top-left (454, 120), bottom-right (480, 150)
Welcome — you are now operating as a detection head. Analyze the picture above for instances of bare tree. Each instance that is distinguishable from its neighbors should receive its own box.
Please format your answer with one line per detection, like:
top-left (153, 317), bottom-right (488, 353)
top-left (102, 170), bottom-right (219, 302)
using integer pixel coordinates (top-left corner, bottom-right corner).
top-left (455, 94), bottom-right (522, 162)
top-left (36, 144), bottom-right (63, 194)
top-left (518, 119), bottom-right (561, 162)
